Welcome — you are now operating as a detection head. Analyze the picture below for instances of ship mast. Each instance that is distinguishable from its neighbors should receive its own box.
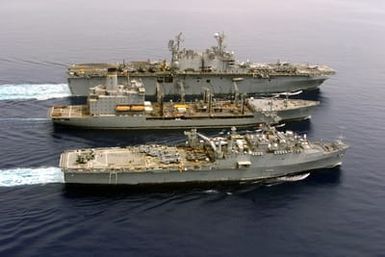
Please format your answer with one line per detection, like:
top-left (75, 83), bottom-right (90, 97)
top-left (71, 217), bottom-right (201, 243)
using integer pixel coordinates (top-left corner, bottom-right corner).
top-left (169, 32), bottom-right (183, 67)
top-left (214, 32), bottom-right (225, 53)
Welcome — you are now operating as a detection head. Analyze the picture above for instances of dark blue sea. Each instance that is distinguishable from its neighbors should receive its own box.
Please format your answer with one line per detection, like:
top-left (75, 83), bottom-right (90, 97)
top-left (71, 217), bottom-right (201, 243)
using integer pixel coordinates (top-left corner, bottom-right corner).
top-left (1, 0), bottom-right (385, 256)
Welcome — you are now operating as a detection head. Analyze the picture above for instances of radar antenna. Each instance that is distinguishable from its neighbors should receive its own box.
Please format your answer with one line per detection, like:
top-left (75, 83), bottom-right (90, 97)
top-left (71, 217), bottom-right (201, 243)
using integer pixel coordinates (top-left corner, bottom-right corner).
top-left (214, 32), bottom-right (226, 53)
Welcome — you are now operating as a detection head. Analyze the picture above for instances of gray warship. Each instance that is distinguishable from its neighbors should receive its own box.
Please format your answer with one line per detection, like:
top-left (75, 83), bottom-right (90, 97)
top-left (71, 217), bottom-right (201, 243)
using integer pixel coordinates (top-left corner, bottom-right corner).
top-left (59, 126), bottom-right (348, 185)
top-left (67, 32), bottom-right (335, 97)
top-left (50, 69), bottom-right (319, 129)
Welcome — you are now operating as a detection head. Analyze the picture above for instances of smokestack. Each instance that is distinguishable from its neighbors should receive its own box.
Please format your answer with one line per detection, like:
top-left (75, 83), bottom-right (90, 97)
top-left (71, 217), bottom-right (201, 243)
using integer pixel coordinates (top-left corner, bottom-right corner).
top-left (106, 67), bottom-right (118, 91)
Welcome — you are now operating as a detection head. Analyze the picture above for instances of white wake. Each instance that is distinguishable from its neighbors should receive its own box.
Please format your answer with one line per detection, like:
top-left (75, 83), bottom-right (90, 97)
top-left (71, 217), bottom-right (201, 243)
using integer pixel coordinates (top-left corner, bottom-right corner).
top-left (0, 118), bottom-right (49, 121)
top-left (0, 167), bottom-right (64, 187)
top-left (0, 83), bottom-right (71, 100)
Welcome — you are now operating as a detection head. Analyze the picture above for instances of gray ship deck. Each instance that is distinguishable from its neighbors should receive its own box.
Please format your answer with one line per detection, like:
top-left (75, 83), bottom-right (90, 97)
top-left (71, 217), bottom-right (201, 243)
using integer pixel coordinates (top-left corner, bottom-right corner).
top-left (247, 98), bottom-right (319, 112)
top-left (60, 146), bottom-right (210, 173)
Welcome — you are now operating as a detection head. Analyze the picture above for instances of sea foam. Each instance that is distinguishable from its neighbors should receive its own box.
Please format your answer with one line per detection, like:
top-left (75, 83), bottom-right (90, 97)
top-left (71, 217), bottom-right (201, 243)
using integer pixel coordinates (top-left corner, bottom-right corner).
top-left (0, 167), bottom-right (64, 187)
top-left (0, 83), bottom-right (71, 100)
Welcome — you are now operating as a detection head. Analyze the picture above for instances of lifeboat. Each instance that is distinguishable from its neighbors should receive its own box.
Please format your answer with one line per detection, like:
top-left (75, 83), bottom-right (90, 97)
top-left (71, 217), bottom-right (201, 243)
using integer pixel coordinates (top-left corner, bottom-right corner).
top-left (115, 105), bottom-right (131, 112)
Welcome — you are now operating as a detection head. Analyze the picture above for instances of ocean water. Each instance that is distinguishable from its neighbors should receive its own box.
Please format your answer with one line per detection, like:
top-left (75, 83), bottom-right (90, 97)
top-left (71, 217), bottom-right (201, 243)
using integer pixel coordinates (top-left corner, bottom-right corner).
top-left (1, 0), bottom-right (385, 256)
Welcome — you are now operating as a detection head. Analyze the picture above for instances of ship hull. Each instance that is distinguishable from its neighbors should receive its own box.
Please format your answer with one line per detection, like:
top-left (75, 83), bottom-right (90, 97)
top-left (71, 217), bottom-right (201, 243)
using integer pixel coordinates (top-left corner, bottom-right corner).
top-left (50, 101), bottom-right (316, 129)
top-left (68, 74), bottom-right (327, 97)
top-left (276, 106), bottom-right (315, 121)
top-left (63, 149), bottom-right (346, 185)
top-left (52, 115), bottom-right (266, 129)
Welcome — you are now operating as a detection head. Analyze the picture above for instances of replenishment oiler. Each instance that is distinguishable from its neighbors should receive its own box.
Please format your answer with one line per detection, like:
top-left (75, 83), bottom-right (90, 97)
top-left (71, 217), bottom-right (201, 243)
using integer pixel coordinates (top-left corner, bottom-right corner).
top-left (67, 32), bottom-right (335, 97)
top-left (50, 69), bottom-right (319, 129)
top-left (59, 126), bottom-right (348, 185)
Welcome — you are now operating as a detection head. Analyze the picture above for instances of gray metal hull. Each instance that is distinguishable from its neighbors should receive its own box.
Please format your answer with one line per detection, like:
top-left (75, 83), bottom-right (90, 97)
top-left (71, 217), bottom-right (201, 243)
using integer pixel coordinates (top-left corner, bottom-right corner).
top-left (68, 74), bottom-right (327, 97)
top-left (52, 115), bottom-right (265, 129)
top-left (276, 106), bottom-right (314, 121)
top-left (52, 105), bottom-right (315, 129)
top-left (63, 149), bottom-right (346, 185)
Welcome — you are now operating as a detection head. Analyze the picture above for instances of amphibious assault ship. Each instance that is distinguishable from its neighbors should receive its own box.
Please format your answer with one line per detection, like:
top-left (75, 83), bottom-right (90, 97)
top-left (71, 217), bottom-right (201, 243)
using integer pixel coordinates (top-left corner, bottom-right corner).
top-left (50, 69), bottom-right (319, 129)
top-left (59, 126), bottom-right (348, 185)
top-left (67, 32), bottom-right (335, 97)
